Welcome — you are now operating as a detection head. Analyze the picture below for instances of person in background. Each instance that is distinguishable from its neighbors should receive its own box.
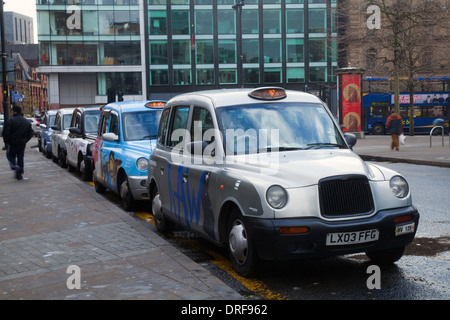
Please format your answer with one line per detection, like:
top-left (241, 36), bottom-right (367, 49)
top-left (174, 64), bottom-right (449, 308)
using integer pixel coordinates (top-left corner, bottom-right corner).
top-left (386, 110), bottom-right (404, 151)
top-left (2, 105), bottom-right (34, 180)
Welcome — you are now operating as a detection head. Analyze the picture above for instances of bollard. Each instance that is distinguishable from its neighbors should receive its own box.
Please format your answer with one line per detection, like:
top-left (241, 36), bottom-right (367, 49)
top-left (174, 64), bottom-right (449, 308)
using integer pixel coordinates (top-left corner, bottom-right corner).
top-left (429, 126), bottom-right (444, 147)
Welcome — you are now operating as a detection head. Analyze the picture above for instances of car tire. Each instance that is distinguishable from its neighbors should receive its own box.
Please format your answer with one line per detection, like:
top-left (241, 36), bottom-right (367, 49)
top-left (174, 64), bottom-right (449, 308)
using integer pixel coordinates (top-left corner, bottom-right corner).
top-left (45, 144), bottom-right (52, 159)
top-left (372, 123), bottom-right (385, 135)
top-left (58, 148), bottom-right (67, 168)
top-left (94, 177), bottom-right (106, 194)
top-left (152, 188), bottom-right (174, 234)
top-left (227, 208), bottom-right (258, 277)
top-left (366, 246), bottom-right (405, 264)
top-left (119, 175), bottom-right (135, 212)
top-left (80, 160), bottom-right (91, 181)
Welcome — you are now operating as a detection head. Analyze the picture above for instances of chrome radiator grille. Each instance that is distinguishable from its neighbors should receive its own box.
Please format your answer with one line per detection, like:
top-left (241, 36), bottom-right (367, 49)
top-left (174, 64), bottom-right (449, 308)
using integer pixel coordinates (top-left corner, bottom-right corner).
top-left (318, 175), bottom-right (374, 218)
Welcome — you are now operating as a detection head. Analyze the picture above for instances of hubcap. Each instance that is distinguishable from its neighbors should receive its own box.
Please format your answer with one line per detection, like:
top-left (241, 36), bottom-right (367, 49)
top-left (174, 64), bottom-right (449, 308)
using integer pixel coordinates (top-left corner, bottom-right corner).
top-left (229, 220), bottom-right (248, 265)
top-left (120, 180), bottom-right (128, 199)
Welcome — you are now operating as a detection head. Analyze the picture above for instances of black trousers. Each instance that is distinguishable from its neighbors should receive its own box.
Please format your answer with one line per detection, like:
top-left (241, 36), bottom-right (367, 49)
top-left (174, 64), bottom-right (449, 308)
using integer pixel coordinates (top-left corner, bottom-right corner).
top-left (6, 144), bottom-right (26, 174)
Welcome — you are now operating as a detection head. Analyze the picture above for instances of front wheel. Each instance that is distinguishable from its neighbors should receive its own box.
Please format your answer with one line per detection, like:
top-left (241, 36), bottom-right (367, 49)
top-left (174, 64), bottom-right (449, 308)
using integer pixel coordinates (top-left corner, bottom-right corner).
top-left (366, 246), bottom-right (405, 264)
top-left (120, 176), bottom-right (135, 212)
top-left (227, 208), bottom-right (258, 277)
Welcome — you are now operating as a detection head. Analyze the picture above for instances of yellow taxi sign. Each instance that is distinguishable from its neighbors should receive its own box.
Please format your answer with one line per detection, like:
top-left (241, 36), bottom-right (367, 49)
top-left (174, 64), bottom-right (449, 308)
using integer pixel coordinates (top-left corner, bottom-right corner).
top-left (248, 87), bottom-right (287, 100)
top-left (145, 101), bottom-right (166, 108)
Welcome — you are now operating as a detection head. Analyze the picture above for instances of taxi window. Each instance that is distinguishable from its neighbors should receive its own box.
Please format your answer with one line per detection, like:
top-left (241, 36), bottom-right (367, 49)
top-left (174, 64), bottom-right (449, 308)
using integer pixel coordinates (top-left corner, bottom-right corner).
top-left (191, 107), bottom-right (214, 143)
top-left (109, 113), bottom-right (119, 135)
top-left (62, 114), bottom-right (72, 130)
top-left (168, 106), bottom-right (189, 148)
top-left (158, 108), bottom-right (170, 146)
top-left (72, 112), bottom-right (81, 129)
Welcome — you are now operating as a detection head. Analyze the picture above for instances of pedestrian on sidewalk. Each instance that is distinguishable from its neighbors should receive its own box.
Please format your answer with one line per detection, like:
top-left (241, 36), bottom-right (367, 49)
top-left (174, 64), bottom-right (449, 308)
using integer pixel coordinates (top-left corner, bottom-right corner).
top-left (2, 105), bottom-right (34, 180)
top-left (386, 110), bottom-right (404, 151)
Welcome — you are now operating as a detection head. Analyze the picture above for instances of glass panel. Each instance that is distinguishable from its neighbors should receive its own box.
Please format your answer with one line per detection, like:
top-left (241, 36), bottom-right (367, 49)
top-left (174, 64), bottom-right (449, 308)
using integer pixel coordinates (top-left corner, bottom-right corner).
top-left (218, 11), bottom-right (235, 34)
top-left (264, 69), bottom-right (281, 83)
top-left (308, 9), bottom-right (326, 33)
top-left (287, 68), bottom-right (305, 83)
top-left (37, 11), bottom-right (50, 35)
top-left (286, 9), bottom-right (304, 33)
top-left (173, 40), bottom-right (191, 64)
top-left (219, 69), bottom-right (237, 84)
top-left (174, 69), bottom-right (192, 85)
top-left (172, 10), bottom-right (190, 35)
top-left (218, 40), bottom-right (236, 64)
top-left (150, 41), bottom-right (168, 64)
top-left (243, 68), bottom-right (260, 84)
top-left (195, 11), bottom-right (213, 35)
top-left (83, 11), bottom-right (99, 36)
top-left (310, 66), bottom-right (327, 82)
top-left (148, 0), bottom-right (167, 4)
top-left (151, 70), bottom-right (169, 85)
top-left (309, 38), bottom-right (326, 62)
top-left (149, 11), bottom-right (167, 35)
top-left (263, 10), bottom-right (281, 34)
top-left (99, 11), bottom-right (115, 35)
top-left (114, 10), bottom-right (131, 35)
top-left (286, 0), bottom-right (304, 3)
top-left (197, 69), bottom-right (215, 85)
top-left (196, 40), bottom-right (214, 64)
top-left (242, 39), bottom-right (259, 63)
top-left (263, 39), bottom-right (281, 63)
top-left (286, 38), bottom-right (304, 62)
top-left (242, 10), bottom-right (258, 34)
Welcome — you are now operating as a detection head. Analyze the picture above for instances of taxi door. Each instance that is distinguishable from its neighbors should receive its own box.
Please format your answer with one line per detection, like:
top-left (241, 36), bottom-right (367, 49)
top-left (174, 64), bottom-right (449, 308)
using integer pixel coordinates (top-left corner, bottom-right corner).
top-left (98, 110), bottom-right (121, 193)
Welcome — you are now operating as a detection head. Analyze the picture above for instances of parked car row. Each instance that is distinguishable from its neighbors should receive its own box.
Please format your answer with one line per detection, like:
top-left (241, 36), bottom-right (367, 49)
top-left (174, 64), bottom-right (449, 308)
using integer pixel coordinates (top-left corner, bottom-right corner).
top-left (37, 100), bottom-right (165, 212)
top-left (36, 87), bottom-right (420, 277)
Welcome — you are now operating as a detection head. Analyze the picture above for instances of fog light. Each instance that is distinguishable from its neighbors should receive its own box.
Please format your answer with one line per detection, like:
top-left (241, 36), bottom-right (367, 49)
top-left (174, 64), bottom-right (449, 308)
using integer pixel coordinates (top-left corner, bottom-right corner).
top-left (279, 227), bottom-right (310, 235)
top-left (140, 180), bottom-right (147, 188)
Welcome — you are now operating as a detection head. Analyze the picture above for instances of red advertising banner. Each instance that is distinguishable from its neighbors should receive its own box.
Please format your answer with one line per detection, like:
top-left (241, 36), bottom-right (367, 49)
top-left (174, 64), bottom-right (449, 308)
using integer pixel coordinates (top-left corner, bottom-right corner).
top-left (342, 74), bottom-right (361, 131)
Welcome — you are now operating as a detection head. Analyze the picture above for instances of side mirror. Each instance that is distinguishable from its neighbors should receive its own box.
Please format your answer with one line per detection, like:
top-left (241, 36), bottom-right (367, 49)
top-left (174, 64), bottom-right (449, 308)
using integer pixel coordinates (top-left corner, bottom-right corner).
top-left (40, 124), bottom-right (47, 129)
top-left (51, 125), bottom-right (60, 131)
top-left (102, 132), bottom-right (119, 142)
top-left (344, 133), bottom-right (357, 149)
top-left (69, 127), bottom-right (82, 135)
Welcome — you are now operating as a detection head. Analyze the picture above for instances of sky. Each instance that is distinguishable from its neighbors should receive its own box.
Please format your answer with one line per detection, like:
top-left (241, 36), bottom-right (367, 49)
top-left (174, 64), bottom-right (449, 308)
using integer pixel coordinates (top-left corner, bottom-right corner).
top-left (4, 0), bottom-right (38, 43)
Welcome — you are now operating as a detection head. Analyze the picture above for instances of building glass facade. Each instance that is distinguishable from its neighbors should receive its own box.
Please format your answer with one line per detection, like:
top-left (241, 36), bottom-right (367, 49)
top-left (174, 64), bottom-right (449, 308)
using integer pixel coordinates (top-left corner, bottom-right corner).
top-left (36, 0), bottom-right (337, 107)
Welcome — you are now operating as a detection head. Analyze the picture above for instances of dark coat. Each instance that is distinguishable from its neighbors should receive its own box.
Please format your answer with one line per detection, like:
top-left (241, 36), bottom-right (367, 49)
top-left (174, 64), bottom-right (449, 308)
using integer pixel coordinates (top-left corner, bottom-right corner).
top-left (2, 113), bottom-right (34, 146)
top-left (386, 113), bottom-right (403, 134)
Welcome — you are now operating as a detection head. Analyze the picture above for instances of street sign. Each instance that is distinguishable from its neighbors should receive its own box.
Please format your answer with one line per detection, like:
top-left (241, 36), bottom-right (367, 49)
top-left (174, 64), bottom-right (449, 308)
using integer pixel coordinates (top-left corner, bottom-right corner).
top-left (11, 91), bottom-right (24, 102)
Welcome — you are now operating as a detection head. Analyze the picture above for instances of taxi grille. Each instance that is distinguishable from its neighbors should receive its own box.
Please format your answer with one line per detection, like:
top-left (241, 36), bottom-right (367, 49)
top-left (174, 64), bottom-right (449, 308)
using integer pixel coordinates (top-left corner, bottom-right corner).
top-left (318, 175), bottom-right (374, 218)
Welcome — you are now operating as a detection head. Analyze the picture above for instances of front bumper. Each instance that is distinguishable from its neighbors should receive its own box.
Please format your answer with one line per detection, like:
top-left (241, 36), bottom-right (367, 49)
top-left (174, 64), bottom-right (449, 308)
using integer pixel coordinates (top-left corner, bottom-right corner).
top-left (247, 206), bottom-right (419, 261)
top-left (128, 175), bottom-right (149, 200)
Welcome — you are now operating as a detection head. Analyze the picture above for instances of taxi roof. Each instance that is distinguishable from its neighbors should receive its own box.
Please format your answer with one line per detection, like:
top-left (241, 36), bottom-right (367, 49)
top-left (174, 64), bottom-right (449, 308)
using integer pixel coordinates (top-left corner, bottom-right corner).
top-left (104, 100), bottom-right (165, 112)
top-left (167, 88), bottom-right (324, 108)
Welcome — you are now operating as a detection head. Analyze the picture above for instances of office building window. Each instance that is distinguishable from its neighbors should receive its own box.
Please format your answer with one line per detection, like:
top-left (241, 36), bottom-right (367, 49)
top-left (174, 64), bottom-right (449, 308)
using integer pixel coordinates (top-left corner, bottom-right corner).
top-left (309, 9), bottom-right (326, 33)
top-left (218, 11), bottom-right (235, 34)
top-left (287, 68), bottom-right (305, 83)
top-left (264, 69), bottom-right (282, 83)
top-left (150, 41), bottom-right (168, 64)
top-left (196, 40), bottom-right (214, 64)
top-left (242, 39), bottom-right (259, 63)
top-left (195, 11), bottom-right (213, 35)
top-left (309, 38), bottom-right (326, 62)
top-left (174, 69), bottom-right (191, 85)
top-left (98, 72), bottom-right (142, 95)
top-left (286, 9), bottom-right (304, 33)
top-left (263, 10), bottom-right (281, 34)
top-left (150, 70), bottom-right (169, 85)
top-left (172, 10), bottom-right (190, 35)
top-left (264, 39), bottom-right (281, 63)
top-left (310, 67), bottom-right (327, 82)
top-left (173, 40), bottom-right (191, 64)
top-left (218, 40), bottom-right (236, 64)
top-left (286, 39), bottom-right (304, 62)
top-left (197, 69), bottom-right (215, 85)
top-left (243, 68), bottom-right (260, 84)
top-left (219, 69), bottom-right (237, 84)
top-left (242, 10), bottom-right (259, 34)
top-left (149, 11), bottom-right (167, 35)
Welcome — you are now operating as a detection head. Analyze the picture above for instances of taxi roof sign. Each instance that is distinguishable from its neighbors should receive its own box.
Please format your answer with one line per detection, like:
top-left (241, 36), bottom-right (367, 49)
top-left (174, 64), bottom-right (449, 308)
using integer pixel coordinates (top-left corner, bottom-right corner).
top-left (145, 101), bottom-right (166, 108)
top-left (248, 87), bottom-right (287, 101)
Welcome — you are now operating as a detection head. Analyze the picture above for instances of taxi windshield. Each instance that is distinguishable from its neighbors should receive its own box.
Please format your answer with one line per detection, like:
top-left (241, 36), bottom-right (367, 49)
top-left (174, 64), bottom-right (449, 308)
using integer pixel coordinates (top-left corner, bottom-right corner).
top-left (62, 114), bottom-right (72, 130)
top-left (216, 102), bottom-right (346, 154)
top-left (122, 110), bottom-right (162, 141)
top-left (84, 113), bottom-right (100, 134)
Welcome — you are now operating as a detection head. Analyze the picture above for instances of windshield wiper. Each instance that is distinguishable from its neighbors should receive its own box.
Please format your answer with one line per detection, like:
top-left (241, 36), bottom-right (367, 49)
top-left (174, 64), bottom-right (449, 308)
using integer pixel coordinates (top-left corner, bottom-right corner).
top-left (258, 146), bottom-right (304, 152)
top-left (306, 142), bottom-right (347, 149)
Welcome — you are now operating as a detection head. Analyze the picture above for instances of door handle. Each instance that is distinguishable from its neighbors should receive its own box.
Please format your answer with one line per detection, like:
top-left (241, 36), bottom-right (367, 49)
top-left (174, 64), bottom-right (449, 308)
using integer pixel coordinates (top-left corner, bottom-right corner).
top-left (160, 166), bottom-right (165, 175)
top-left (182, 173), bottom-right (188, 183)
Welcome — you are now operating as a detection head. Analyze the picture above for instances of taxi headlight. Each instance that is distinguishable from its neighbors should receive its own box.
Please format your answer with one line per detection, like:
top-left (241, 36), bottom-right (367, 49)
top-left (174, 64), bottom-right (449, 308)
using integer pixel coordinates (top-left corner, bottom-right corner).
top-left (389, 176), bottom-right (409, 198)
top-left (136, 157), bottom-right (148, 171)
top-left (266, 185), bottom-right (287, 209)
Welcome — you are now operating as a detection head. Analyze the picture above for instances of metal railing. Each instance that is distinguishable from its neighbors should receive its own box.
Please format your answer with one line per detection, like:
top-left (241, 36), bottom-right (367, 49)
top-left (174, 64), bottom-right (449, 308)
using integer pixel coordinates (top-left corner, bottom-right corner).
top-left (429, 126), bottom-right (448, 147)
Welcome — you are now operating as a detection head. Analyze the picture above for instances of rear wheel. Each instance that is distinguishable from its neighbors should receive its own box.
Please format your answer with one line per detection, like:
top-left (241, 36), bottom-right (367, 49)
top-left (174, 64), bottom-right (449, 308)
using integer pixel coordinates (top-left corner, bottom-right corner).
top-left (227, 208), bottom-right (258, 277)
top-left (152, 188), bottom-right (174, 234)
top-left (58, 148), bottom-right (67, 168)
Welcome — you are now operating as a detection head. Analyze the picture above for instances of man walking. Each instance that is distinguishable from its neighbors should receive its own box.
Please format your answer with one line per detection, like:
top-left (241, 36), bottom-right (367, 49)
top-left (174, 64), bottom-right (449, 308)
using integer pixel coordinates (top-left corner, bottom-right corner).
top-left (386, 110), bottom-right (404, 151)
top-left (2, 105), bottom-right (34, 180)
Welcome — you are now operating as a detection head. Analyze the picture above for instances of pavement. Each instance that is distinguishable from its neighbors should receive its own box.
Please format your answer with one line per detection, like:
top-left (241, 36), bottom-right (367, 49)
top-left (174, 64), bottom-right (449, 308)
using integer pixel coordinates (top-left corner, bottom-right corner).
top-left (0, 133), bottom-right (448, 300)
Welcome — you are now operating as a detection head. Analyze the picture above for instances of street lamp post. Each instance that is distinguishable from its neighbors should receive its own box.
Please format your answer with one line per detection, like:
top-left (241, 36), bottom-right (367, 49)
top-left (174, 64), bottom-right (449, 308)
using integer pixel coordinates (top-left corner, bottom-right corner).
top-left (232, 0), bottom-right (245, 88)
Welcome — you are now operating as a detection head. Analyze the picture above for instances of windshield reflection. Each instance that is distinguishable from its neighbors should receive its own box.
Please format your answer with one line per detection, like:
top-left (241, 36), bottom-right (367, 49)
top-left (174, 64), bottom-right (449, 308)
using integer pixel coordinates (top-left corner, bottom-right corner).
top-left (122, 110), bottom-right (162, 141)
top-left (216, 103), bottom-right (346, 154)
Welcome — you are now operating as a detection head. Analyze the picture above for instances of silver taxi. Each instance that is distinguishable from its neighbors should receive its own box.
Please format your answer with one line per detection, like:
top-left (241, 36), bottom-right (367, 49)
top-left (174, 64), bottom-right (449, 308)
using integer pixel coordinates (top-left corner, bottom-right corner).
top-left (147, 87), bottom-right (419, 277)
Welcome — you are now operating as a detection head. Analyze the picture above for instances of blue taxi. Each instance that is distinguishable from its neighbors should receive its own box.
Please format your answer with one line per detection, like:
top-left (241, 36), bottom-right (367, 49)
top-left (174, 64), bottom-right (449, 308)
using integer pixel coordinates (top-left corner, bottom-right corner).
top-left (92, 100), bottom-right (165, 211)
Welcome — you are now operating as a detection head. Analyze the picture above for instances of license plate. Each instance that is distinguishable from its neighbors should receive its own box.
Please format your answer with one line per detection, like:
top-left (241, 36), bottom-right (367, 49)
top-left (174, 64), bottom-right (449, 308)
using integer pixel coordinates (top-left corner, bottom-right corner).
top-left (395, 222), bottom-right (415, 236)
top-left (326, 229), bottom-right (379, 246)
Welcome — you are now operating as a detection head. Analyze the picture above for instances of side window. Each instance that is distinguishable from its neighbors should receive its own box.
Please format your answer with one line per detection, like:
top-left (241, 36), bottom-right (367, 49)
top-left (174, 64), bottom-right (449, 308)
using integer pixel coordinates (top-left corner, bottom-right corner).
top-left (100, 111), bottom-right (110, 136)
top-left (109, 112), bottom-right (120, 136)
top-left (157, 108), bottom-right (170, 146)
top-left (168, 106), bottom-right (190, 148)
top-left (191, 107), bottom-right (214, 143)
top-left (55, 113), bottom-right (61, 128)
